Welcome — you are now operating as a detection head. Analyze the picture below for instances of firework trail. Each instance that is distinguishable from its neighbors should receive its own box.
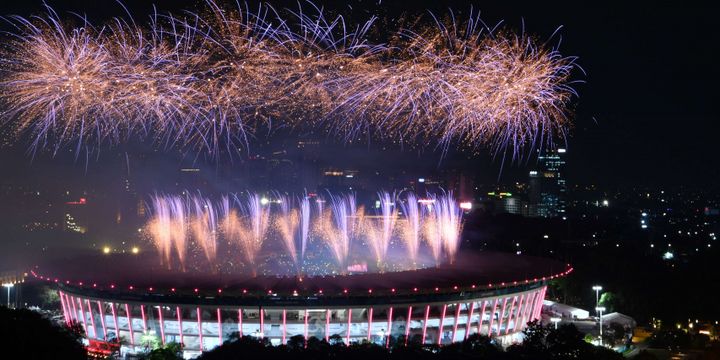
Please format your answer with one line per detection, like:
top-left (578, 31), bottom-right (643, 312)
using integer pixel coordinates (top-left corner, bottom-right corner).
top-left (219, 195), bottom-right (244, 259)
top-left (240, 193), bottom-right (270, 269)
top-left (276, 193), bottom-right (299, 266)
top-left (424, 208), bottom-right (444, 266)
top-left (299, 196), bottom-right (311, 261)
top-left (189, 196), bottom-right (218, 265)
top-left (323, 193), bottom-right (358, 269)
top-left (399, 193), bottom-right (422, 264)
top-left (365, 191), bottom-right (396, 266)
top-left (436, 193), bottom-right (463, 263)
top-left (147, 194), bottom-right (187, 270)
top-left (0, 2), bottom-right (578, 159)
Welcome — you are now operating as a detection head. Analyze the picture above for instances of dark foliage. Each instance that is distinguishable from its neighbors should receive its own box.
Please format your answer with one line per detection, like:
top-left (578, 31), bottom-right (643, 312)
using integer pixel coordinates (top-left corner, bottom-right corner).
top-left (198, 321), bottom-right (622, 360)
top-left (0, 306), bottom-right (86, 359)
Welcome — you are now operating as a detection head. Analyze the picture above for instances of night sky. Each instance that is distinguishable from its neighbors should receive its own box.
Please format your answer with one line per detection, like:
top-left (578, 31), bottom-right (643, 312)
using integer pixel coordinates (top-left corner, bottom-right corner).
top-left (0, 0), bottom-right (717, 186)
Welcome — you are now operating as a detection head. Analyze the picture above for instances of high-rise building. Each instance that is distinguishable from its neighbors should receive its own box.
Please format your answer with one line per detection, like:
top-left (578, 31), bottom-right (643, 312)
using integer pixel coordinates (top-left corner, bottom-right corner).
top-left (528, 148), bottom-right (567, 218)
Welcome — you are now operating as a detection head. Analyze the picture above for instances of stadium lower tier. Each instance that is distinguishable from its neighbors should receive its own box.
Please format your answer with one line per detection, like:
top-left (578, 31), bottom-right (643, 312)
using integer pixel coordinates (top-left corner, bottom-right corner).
top-left (58, 284), bottom-right (547, 357)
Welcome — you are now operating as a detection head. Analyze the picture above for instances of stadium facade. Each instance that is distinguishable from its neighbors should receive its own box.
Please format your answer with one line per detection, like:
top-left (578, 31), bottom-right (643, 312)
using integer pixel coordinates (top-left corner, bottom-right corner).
top-left (34, 252), bottom-right (571, 358)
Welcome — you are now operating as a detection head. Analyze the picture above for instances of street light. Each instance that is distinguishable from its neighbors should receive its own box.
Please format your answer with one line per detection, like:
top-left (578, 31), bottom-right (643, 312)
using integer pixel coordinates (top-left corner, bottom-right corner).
top-left (2, 283), bottom-right (13, 308)
top-left (592, 285), bottom-right (602, 317)
top-left (595, 306), bottom-right (606, 346)
top-left (550, 317), bottom-right (561, 329)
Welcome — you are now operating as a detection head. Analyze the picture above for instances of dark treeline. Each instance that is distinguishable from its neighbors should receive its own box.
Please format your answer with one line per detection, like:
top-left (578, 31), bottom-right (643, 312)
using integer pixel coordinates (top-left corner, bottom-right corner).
top-left (193, 321), bottom-right (622, 360)
top-left (0, 306), bottom-right (86, 359)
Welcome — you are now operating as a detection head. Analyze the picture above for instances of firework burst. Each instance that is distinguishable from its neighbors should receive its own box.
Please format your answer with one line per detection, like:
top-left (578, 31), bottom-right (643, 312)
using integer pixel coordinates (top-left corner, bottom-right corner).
top-left (0, 2), bottom-right (578, 159)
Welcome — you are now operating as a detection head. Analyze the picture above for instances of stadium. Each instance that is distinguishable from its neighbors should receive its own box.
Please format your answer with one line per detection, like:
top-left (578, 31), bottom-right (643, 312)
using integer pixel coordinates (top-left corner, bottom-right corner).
top-left (33, 252), bottom-right (572, 358)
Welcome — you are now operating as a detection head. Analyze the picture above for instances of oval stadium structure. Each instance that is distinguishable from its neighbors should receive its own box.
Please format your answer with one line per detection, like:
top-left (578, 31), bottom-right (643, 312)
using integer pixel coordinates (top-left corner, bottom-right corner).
top-left (33, 252), bottom-right (572, 358)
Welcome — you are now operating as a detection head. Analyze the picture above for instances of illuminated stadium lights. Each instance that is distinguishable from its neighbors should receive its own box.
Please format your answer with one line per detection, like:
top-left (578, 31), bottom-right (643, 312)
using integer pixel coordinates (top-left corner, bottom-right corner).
top-left (45, 253), bottom-right (570, 356)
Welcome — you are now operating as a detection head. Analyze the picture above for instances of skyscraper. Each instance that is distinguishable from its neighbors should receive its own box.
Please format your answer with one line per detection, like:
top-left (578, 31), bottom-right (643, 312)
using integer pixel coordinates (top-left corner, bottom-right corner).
top-left (529, 148), bottom-right (567, 218)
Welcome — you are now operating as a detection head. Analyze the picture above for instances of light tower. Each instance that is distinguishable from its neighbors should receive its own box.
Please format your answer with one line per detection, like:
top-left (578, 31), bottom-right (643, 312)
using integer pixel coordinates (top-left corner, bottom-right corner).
top-left (2, 283), bottom-right (13, 308)
top-left (592, 285), bottom-right (602, 314)
top-left (595, 306), bottom-right (606, 346)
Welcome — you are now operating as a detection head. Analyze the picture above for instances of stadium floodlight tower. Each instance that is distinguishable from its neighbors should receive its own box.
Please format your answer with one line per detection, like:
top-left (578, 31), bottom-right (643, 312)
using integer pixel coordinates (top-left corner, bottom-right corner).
top-left (592, 285), bottom-right (602, 313)
top-left (2, 283), bottom-right (13, 308)
top-left (595, 306), bottom-right (606, 346)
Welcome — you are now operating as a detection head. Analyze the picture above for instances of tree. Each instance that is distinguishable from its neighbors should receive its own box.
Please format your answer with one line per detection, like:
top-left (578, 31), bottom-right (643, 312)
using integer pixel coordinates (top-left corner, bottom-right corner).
top-left (139, 332), bottom-right (162, 351)
top-left (598, 292), bottom-right (624, 313)
top-left (142, 342), bottom-right (183, 360)
top-left (39, 286), bottom-right (61, 308)
top-left (0, 307), bottom-right (86, 359)
top-left (287, 334), bottom-right (305, 350)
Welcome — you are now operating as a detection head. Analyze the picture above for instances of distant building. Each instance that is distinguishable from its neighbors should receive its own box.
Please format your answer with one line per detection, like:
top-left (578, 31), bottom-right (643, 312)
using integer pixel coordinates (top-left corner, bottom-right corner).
top-left (486, 191), bottom-right (531, 216)
top-left (529, 148), bottom-right (567, 218)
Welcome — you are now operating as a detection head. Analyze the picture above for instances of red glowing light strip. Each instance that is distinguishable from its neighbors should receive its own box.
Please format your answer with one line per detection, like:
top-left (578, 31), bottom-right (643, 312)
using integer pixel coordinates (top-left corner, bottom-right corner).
top-left (535, 287), bottom-right (547, 320)
top-left (238, 309), bottom-right (243, 337)
top-left (157, 306), bottom-right (165, 345)
top-left (140, 305), bottom-right (147, 333)
top-left (70, 296), bottom-right (79, 323)
top-left (95, 301), bottom-right (107, 341)
top-left (176, 307), bottom-right (184, 346)
top-left (451, 303), bottom-right (461, 342)
top-left (465, 301), bottom-right (475, 340)
top-left (404, 306), bottom-right (413, 346)
top-left (529, 290), bottom-right (540, 322)
top-left (58, 292), bottom-right (70, 325)
top-left (110, 303), bottom-right (119, 343)
top-left (421, 305), bottom-right (430, 344)
top-left (57, 292), bottom-right (67, 324)
top-left (505, 296), bottom-right (517, 335)
top-left (282, 309), bottom-right (287, 344)
top-left (478, 300), bottom-right (487, 335)
top-left (386, 307), bottom-right (393, 348)
top-left (304, 310), bottom-right (309, 345)
top-left (87, 299), bottom-right (97, 339)
top-left (513, 294), bottom-right (525, 332)
top-left (217, 308), bottom-right (223, 343)
top-left (522, 291), bottom-right (537, 328)
top-left (497, 297), bottom-right (508, 336)
top-left (437, 304), bottom-right (447, 345)
top-left (67, 294), bottom-right (76, 324)
top-left (124, 304), bottom-right (134, 345)
top-left (78, 297), bottom-right (89, 336)
top-left (346, 309), bottom-right (352, 345)
top-left (367, 308), bottom-right (373, 341)
top-left (325, 309), bottom-right (330, 342)
top-left (196, 307), bottom-right (203, 349)
top-left (487, 298), bottom-right (498, 337)
top-left (530, 290), bottom-right (540, 321)
top-left (532, 288), bottom-right (542, 320)
top-left (65, 293), bottom-right (75, 325)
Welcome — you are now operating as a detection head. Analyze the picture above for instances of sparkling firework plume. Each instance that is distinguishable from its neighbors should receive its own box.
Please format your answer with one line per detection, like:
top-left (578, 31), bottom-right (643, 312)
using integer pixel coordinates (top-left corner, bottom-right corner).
top-left (148, 191), bottom-right (462, 274)
top-left (399, 193), bottom-right (422, 264)
top-left (0, 2), bottom-right (578, 159)
top-left (189, 195), bottom-right (218, 266)
top-left (299, 195), bottom-right (311, 261)
top-left (275, 193), bottom-right (299, 267)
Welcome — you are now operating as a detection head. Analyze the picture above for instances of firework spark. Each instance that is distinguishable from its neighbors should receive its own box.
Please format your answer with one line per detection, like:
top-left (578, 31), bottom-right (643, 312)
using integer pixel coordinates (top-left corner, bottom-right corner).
top-left (189, 195), bottom-right (218, 266)
top-left (148, 191), bottom-right (463, 273)
top-left (276, 193), bottom-right (300, 267)
top-left (399, 193), bottom-right (422, 264)
top-left (0, 2), bottom-right (577, 159)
